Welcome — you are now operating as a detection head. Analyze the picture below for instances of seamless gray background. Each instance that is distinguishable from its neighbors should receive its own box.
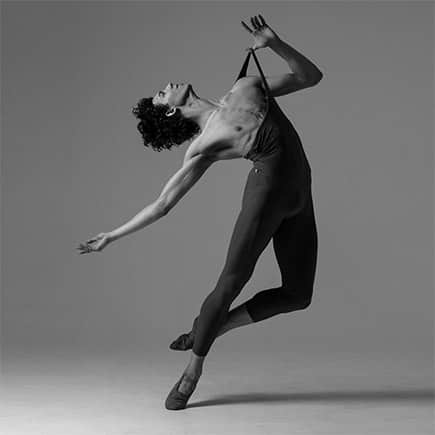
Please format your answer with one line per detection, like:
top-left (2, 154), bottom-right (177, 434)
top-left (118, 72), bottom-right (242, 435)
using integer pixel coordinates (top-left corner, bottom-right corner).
top-left (2, 1), bottom-right (433, 361)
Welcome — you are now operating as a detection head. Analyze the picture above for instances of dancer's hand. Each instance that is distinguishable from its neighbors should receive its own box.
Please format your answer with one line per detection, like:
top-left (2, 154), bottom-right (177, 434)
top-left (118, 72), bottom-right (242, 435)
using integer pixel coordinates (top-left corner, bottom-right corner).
top-left (76, 232), bottom-right (113, 255)
top-left (241, 14), bottom-right (280, 51)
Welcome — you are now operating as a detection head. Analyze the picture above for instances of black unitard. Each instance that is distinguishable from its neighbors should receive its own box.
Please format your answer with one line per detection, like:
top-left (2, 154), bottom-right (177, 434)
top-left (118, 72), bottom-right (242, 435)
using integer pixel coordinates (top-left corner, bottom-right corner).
top-left (192, 49), bottom-right (318, 357)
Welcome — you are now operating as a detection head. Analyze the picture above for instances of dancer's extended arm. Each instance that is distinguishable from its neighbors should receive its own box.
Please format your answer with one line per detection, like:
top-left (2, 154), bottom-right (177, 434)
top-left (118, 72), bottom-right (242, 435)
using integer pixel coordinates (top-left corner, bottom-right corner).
top-left (107, 153), bottom-right (216, 242)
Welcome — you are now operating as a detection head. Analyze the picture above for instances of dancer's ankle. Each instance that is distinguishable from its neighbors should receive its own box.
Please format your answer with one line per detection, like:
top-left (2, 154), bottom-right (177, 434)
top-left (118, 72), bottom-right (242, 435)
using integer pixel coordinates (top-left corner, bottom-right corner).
top-left (184, 366), bottom-right (202, 380)
top-left (186, 352), bottom-right (204, 378)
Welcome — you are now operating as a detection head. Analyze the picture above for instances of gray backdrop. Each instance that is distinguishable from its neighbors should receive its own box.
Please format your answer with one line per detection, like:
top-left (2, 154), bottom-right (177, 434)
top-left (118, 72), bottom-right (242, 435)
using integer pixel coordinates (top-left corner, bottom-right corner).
top-left (2, 1), bottom-right (433, 361)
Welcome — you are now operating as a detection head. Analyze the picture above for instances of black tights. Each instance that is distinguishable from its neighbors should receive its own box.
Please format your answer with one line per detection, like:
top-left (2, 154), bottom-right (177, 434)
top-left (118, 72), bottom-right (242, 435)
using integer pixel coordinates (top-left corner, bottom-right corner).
top-left (192, 166), bottom-right (318, 357)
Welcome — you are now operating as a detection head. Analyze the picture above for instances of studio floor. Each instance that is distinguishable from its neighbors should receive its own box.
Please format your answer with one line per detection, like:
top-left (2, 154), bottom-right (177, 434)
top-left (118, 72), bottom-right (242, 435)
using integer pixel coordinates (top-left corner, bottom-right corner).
top-left (1, 346), bottom-right (433, 435)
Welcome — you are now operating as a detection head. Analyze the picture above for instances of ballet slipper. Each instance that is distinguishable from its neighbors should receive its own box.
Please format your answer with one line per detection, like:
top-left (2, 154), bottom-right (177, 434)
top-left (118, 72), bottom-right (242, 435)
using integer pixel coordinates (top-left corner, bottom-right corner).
top-left (169, 317), bottom-right (198, 351)
top-left (164, 372), bottom-right (199, 410)
top-left (169, 333), bottom-right (193, 351)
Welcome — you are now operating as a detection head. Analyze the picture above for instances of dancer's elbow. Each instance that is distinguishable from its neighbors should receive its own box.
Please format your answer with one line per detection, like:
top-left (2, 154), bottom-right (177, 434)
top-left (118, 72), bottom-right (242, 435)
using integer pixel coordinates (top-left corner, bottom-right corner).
top-left (306, 71), bottom-right (323, 86)
top-left (155, 199), bottom-right (171, 217)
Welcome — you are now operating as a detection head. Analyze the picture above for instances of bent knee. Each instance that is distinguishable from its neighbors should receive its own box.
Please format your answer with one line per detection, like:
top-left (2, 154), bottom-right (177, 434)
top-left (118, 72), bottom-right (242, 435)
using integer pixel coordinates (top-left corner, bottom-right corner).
top-left (281, 287), bottom-right (313, 312)
top-left (296, 297), bottom-right (312, 310)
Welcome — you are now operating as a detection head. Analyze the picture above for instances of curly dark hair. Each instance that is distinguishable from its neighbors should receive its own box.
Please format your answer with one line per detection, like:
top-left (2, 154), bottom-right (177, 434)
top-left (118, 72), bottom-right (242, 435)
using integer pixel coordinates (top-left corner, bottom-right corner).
top-left (132, 97), bottom-right (201, 151)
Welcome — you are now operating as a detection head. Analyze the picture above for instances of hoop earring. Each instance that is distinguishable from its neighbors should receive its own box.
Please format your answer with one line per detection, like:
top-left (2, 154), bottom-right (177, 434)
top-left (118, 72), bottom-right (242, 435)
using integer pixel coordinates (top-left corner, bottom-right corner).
top-left (165, 107), bottom-right (177, 117)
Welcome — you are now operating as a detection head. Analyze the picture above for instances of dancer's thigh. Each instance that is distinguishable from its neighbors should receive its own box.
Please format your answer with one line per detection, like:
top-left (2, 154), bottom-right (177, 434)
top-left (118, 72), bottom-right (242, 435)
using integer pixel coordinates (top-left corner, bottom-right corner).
top-left (222, 182), bottom-right (287, 277)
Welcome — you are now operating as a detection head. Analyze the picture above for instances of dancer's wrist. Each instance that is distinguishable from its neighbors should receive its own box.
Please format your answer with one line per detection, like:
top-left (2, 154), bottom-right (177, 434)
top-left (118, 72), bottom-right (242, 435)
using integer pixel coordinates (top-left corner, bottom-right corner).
top-left (267, 36), bottom-right (283, 50)
top-left (107, 231), bottom-right (120, 243)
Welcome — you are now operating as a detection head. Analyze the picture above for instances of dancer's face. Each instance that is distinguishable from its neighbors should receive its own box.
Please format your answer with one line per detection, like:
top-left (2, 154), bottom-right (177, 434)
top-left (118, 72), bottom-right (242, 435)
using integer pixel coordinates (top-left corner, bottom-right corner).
top-left (152, 82), bottom-right (191, 107)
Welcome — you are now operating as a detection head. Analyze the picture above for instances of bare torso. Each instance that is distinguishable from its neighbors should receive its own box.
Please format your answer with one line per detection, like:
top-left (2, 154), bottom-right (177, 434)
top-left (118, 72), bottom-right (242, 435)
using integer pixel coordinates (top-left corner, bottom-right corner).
top-left (187, 79), bottom-right (268, 160)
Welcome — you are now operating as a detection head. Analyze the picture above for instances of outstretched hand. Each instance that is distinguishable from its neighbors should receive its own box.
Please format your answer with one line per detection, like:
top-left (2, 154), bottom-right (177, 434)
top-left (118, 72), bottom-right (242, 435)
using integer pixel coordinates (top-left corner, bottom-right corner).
top-left (77, 232), bottom-right (112, 255)
top-left (241, 14), bottom-right (280, 51)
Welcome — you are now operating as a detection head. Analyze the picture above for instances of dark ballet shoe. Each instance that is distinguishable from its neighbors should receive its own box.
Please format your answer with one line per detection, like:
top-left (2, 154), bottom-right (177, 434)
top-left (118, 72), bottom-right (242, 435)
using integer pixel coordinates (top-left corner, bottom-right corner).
top-left (169, 317), bottom-right (198, 351)
top-left (169, 333), bottom-right (194, 351)
top-left (164, 373), bottom-right (199, 410)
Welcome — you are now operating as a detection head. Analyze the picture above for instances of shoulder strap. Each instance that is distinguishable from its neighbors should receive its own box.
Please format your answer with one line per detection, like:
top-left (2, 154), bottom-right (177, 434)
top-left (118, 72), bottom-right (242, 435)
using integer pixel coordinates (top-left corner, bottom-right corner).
top-left (234, 48), bottom-right (271, 98)
top-left (234, 50), bottom-right (252, 83)
top-left (250, 48), bottom-right (271, 97)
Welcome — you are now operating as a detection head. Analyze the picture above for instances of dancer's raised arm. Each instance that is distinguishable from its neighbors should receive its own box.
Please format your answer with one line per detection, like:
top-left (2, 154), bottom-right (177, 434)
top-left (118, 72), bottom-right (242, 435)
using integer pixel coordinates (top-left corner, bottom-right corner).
top-left (241, 14), bottom-right (323, 96)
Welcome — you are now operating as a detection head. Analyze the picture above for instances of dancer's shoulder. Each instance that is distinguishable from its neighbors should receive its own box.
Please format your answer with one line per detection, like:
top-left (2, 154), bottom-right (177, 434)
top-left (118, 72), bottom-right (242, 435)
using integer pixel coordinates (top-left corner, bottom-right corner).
top-left (233, 75), bottom-right (262, 90)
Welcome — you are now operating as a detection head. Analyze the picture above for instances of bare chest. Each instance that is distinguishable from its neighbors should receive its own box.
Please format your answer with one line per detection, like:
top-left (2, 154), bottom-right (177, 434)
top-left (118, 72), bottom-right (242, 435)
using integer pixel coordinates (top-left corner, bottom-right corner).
top-left (194, 86), bottom-right (268, 160)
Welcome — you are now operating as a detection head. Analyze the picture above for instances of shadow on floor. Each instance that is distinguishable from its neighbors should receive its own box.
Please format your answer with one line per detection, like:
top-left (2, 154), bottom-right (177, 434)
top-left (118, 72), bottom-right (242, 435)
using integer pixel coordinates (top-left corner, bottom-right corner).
top-left (188, 388), bottom-right (435, 409)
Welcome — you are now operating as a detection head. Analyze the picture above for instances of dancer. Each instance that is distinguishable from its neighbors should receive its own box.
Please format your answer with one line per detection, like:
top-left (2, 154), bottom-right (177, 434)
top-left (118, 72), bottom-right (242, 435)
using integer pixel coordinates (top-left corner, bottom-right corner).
top-left (77, 14), bottom-right (322, 410)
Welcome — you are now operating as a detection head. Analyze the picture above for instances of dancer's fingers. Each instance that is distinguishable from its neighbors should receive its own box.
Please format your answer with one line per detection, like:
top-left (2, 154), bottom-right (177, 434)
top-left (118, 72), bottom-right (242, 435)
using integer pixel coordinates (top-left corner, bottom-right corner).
top-left (78, 242), bottom-right (92, 252)
top-left (253, 16), bottom-right (262, 28)
top-left (241, 20), bottom-right (253, 33)
top-left (78, 243), bottom-right (91, 253)
top-left (250, 16), bottom-right (259, 31)
top-left (258, 14), bottom-right (266, 26)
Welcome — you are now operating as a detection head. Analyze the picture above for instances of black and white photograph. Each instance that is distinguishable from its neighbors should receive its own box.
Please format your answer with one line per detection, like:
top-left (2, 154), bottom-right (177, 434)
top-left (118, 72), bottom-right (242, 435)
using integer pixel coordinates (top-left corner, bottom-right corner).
top-left (1, 1), bottom-right (434, 434)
